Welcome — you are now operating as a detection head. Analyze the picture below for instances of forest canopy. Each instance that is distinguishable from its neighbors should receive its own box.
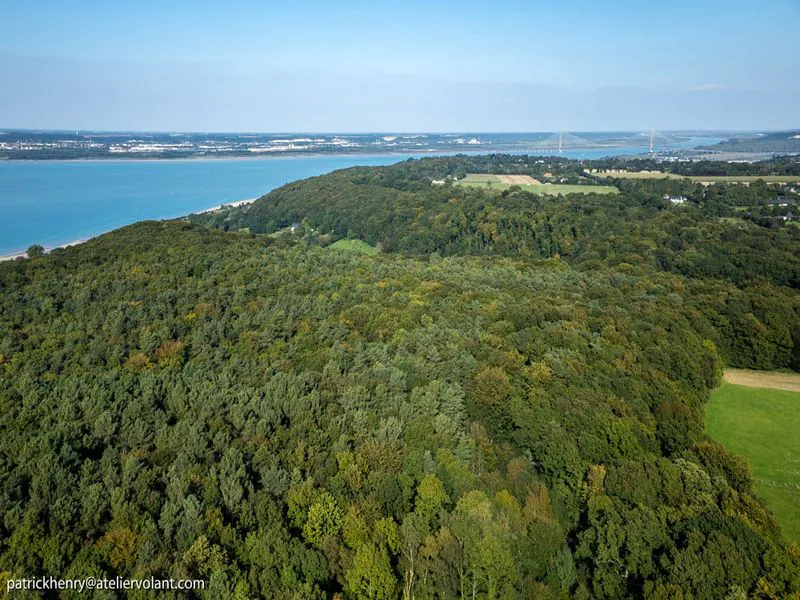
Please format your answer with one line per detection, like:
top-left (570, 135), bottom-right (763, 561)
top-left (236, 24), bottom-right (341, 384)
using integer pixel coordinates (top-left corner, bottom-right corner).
top-left (1, 155), bottom-right (799, 599)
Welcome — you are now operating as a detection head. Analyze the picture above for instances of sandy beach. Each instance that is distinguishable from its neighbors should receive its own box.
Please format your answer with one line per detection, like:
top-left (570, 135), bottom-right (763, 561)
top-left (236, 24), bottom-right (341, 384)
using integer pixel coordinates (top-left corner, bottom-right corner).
top-left (197, 198), bottom-right (257, 214)
top-left (1, 196), bottom-right (259, 262)
top-left (0, 237), bottom-right (90, 263)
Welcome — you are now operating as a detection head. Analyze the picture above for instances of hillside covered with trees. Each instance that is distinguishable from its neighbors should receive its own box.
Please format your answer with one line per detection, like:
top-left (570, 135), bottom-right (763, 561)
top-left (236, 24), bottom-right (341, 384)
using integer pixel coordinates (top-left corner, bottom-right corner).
top-left (1, 155), bottom-right (799, 599)
top-left (700, 131), bottom-right (800, 154)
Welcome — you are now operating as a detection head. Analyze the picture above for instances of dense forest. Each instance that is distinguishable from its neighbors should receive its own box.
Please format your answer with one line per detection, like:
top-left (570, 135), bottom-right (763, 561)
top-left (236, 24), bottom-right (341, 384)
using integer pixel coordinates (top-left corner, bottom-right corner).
top-left (587, 154), bottom-right (800, 176)
top-left (1, 155), bottom-right (799, 598)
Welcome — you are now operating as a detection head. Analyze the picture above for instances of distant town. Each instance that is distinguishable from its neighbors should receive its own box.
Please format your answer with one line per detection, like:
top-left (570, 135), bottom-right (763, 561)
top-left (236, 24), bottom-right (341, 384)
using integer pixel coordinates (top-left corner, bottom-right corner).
top-left (1, 129), bottom-right (797, 161)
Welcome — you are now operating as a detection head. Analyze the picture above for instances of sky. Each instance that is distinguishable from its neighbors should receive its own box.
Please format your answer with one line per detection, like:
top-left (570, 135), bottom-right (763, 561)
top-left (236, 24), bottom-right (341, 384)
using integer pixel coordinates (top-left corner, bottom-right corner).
top-left (0, 0), bottom-right (798, 132)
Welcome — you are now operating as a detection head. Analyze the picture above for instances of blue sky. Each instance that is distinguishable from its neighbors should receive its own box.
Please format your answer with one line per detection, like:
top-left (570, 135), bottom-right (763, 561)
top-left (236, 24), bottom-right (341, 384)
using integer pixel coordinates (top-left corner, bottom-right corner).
top-left (0, 0), bottom-right (797, 131)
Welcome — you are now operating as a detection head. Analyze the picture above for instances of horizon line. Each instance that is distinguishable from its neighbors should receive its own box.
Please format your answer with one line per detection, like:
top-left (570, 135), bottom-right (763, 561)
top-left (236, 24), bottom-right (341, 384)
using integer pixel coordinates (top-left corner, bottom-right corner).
top-left (2, 127), bottom-right (798, 136)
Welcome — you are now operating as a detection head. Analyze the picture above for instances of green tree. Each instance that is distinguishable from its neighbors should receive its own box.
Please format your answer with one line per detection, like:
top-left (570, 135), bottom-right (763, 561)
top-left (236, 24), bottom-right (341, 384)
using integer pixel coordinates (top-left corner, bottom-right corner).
top-left (26, 244), bottom-right (44, 258)
top-left (303, 491), bottom-right (344, 546)
top-left (345, 543), bottom-right (398, 600)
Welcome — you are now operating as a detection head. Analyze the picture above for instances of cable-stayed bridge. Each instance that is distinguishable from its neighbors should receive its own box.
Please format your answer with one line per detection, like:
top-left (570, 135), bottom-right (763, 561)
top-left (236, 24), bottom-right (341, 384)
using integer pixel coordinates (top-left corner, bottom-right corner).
top-left (524, 130), bottom-right (679, 153)
top-left (528, 131), bottom-right (597, 152)
top-left (627, 130), bottom-right (680, 152)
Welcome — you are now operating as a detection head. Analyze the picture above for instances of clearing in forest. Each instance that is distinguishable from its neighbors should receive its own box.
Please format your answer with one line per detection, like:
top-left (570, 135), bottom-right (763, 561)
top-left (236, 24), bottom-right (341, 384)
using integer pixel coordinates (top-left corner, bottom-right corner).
top-left (598, 172), bottom-right (800, 183)
top-left (457, 173), bottom-right (617, 195)
top-left (327, 238), bottom-right (378, 255)
top-left (723, 368), bottom-right (800, 393)
top-left (461, 173), bottom-right (540, 185)
top-left (707, 375), bottom-right (800, 544)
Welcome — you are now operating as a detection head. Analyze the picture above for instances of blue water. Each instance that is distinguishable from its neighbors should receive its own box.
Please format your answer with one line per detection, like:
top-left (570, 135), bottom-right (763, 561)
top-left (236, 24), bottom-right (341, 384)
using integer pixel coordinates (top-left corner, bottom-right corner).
top-left (0, 154), bottom-right (428, 256)
top-left (0, 139), bottom-right (721, 256)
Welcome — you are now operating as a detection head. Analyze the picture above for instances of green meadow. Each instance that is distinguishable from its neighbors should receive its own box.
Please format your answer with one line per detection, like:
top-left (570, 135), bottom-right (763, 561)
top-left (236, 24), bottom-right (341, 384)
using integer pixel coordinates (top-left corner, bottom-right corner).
top-left (706, 381), bottom-right (800, 544)
top-left (456, 181), bottom-right (619, 195)
top-left (600, 172), bottom-right (800, 183)
top-left (327, 238), bottom-right (378, 255)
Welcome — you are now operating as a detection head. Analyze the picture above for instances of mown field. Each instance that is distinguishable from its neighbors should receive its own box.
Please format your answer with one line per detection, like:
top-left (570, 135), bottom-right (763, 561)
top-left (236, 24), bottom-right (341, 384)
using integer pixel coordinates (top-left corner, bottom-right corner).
top-left (598, 172), bottom-right (800, 183)
top-left (596, 172), bottom-right (686, 180)
top-left (724, 368), bottom-right (800, 393)
top-left (327, 238), bottom-right (378, 255)
top-left (456, 173), bottom-right (619, 195)
top-left (457, 180), bottom-right (619, 195)
top-left (460, 173), bottom-right (541, 185)
top-left (707, 378), bottom-right (800, 544)
top-left (689, 175), bottom-right (800, 183)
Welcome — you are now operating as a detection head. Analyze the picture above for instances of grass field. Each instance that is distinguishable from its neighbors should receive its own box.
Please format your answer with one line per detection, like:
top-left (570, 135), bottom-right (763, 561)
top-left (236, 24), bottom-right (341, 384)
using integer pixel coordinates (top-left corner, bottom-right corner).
top-left (460, 173), bottom-right (541, 185)
top-left (596, 171), bottom-right (686, 180)
top-left (456, 178), bottom-right (618, 196)
top-left (706, 377), bottom-right (800, 544)
top-left (328, 238), bottom-right (378, 255)
top-left (717, 216), bottom-right (748, 225)
top-left (691, 175), bottom-right (800, 183)
top-left (598, 172), bottom-right (800, 183)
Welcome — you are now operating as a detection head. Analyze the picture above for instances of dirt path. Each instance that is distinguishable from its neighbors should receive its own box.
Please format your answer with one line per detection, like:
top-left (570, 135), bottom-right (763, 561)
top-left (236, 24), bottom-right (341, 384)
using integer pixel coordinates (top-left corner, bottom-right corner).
top-left (723, 369), bottom-right (800, 393)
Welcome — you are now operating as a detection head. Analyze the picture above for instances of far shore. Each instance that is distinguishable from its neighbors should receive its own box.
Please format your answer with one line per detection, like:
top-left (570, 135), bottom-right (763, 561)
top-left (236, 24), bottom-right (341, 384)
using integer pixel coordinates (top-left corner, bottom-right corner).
top-left (0, 150), bottom-right (447, 165)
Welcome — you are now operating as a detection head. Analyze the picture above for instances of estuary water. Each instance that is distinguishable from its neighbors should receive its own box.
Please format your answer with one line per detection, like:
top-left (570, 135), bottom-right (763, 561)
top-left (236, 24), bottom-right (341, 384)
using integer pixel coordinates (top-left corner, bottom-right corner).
top-left (0, 140), bottom-right (721, 257)
top-left (0, 154), bottom-right (427, 256)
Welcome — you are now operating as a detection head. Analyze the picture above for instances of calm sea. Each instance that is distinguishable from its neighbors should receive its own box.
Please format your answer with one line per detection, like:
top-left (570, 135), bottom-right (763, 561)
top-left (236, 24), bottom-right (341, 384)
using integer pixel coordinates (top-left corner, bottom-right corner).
top-left (0, 154), bottom-right (429, 256)
top-left (0, 140), bottom-right (721, 257)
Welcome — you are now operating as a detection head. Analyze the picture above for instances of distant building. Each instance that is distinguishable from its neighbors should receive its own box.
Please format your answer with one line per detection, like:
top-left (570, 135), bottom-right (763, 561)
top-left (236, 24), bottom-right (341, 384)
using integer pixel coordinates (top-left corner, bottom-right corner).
top-left (664, 194), bottom-right (687, 204)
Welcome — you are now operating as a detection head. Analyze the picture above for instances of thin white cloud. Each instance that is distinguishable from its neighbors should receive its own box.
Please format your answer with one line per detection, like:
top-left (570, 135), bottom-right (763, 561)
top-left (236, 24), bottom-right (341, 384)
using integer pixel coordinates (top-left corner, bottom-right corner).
top-left (690, 83), bottom-right (727, 92)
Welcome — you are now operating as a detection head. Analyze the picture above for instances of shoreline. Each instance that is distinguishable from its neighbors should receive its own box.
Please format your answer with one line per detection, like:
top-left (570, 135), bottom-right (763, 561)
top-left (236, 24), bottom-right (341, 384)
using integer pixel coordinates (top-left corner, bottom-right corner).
top-left (0, 139), bottom-right (722, 262)
top-left (0, 196), bottom-right (260, 262)
top-left (0, 237), bottom-right (90, 263)
top-left (197, 198), bottom-right (257, 214)
top-left (0, 144), bottom-right (678, 165)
